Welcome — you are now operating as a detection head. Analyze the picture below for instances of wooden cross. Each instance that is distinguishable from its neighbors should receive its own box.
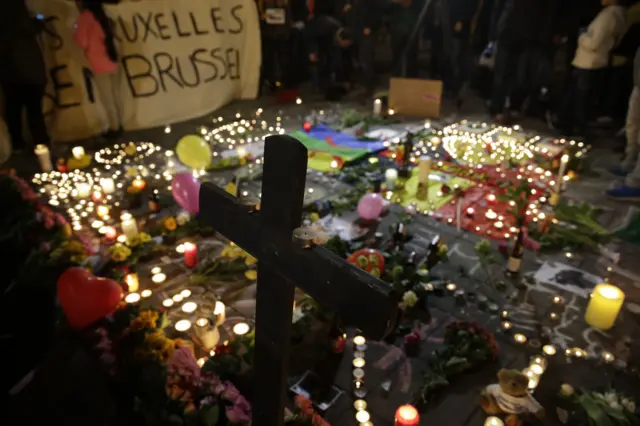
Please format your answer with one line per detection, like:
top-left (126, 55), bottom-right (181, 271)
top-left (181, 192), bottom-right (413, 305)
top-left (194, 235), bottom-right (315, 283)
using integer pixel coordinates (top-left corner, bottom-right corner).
top-left (200, 135), bottom-right (397, 426)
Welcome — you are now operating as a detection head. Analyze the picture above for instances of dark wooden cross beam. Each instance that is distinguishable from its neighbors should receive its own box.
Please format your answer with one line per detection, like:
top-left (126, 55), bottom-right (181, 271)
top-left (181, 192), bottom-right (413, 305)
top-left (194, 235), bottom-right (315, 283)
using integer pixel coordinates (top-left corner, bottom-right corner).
top-left (200, 135), bottom-right (397, 426)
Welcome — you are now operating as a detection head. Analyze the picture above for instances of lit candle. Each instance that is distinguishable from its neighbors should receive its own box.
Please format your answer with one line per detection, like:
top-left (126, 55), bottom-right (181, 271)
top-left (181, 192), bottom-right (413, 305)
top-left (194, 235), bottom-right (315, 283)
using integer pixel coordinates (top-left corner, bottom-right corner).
top-left (104, 226), bottom-right (117, 242)
top-left (125, 293), bottom-right (140, 304)
top-left (92, 191), bottom-right (103, 203)
top-left (501, 321), bottom-right (513, 331)
top-left (97, 205), bottom-right (110, 218)
top-left (514, 333), bottom-right (527, 344)
top-left (550, 154), bottom-right (569, 206)
top-left (72, 146), bottom-right (86, 160)
top-left (542, 345), bottom-right (557, 356)
top-left (175, 319), bottom-right (191, 332)
top-left (353, 357), bottom-right (366, 368)
top-left (141, 289), bottom-right (152, 298)
top-left (373, 98), bottom-right (382, 116)
top-left (214, 301), bottom-right (226, 325)
top-left (151, 273), bottom-right (166, 283)
top-left (182, 301), bottom-right (198, 313)
top-left (485, 210), bottom-right (498, 220)
top-left (183, 242), bottom-right (197, 268)
top-left (236, 147), bottom-right (247, 158)
top-left (100, 178), bottom-right (115, 194)
top-left (34, 144), bottom-right (53, 172)
top-left (76, 183), bottom-right (91, 198)
top-left (529, 363), bottom-right (545, 376)
top-left (418, 156), bottom-right (432, 185)
top-left (132, 178), bottom-right (146, 190)
top-left (125, 273), bottom-right (139, 292)
top-left (233, 322), bottom-right (250, 335)
top-left (484, 417), bottom-right (504, 426)
top-left (354, 399), bottom-right (367, 411)
top-left (585, 284), bottom-right (625, 330)
top-left (395, 404), bottom-right (419, 426)
top-left (120, 212), bottom-right (139, 241)
top-left (385, 168), bottom-right (398, 190)
top-left (446, 282), bottom-right (457, 292)
top-left (602, 351), bottom-right (615, 363)
top-left (356, 410), bottom-right (370, 423)
top-left (530, 356), bottom-right (548, 372)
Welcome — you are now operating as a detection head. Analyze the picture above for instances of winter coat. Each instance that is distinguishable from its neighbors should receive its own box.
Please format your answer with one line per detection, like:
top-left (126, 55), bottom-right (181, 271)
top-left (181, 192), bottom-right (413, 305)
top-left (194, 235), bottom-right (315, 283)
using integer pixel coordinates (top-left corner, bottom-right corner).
top-left (572, 5), bottom-right (626, 70)
top-left (339, 0), bottom-right (384, 34)
top-left (0, 0), bottom-right (47, 85)
top-left (489, 0), bottom-right (557, 45)
top-left (73, 10), bottom-right (118, 75)
top-left (305, 14), bottom-right (342, 53)
top-left (386, 0), bottom-right (425, 38)
top-left (449, 0), bottom-right (480, 39)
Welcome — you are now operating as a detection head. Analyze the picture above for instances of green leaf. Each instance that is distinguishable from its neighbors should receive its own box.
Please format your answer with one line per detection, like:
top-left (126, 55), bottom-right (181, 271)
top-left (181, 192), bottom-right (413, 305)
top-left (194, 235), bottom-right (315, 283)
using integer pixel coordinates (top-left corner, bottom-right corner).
top-left (201, 404), bottom-right (220, 426)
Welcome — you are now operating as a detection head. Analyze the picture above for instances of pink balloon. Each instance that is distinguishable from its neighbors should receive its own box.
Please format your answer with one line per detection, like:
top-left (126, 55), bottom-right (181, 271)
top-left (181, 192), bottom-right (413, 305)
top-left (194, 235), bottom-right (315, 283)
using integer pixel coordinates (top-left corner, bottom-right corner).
top-left (357, 193), bottom-right (384, 220)
top-left (172, 173), bottom-right (201, 214)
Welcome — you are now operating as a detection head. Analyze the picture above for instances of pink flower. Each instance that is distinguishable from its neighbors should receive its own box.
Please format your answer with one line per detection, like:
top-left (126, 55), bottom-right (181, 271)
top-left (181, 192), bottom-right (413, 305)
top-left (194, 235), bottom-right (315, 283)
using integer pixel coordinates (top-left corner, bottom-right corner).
top-left (44, 216), bottom-right (55, 229)
top-left (225, 404), bottom-right (251, 424)
top-left (167, 347), bottom-right (201, 388)
top-left (221, 381), bottom-right (241, 403)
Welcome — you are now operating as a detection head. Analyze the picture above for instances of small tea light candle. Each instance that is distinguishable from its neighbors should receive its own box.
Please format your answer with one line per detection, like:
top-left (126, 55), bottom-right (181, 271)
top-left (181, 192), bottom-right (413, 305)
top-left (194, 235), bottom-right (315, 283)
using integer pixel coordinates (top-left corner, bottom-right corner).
top-left (100, 178), bottom-right (115, 194)
top-left (572, 348), bottom-right (586, 358)
top-left (395, 404), bottom-right (419, 426)
top-left (530, 356), bottom-right (547, 371)
top-left (175, 319), bottom-right (191, 332)
top-left (385, 168), bottom-right (398, 190)
top-left (602, 351), bottom-right (615, 363)
top-left (97, 205), bottom-right (110, 218)
top-left (485, 210), bottom-right (498, 220)
top-left (196, 318), bottom-right (209, 327)
top-left (353, 335), bottom-right (367, 351)
top-left (353, 357), bottom-right (366, 368)
top-left (585, 284), bottom-right (625, 330)
top-left (487, 193), bottom-right (496, 203)
top-left (176, 243), bottom-right (185, 254)
top-left (182, 302), bottom-right (198, 313)
top-left (514, 333), bottom-right (527, 344)
top-left (151, 267), bottom-right (162, 274)
top-left (183, 242), bottom-right (197, 268)
top-left (172, 294), bottom-right (184, 303)
top-left (162, 299), bottom-right (174, 307)
top-left (355, 410), bottom-right (370, 424)
top-left (132, 178), bottom-right (146, 190)
top-left (529, 363), bottom-right (545, 376)
top-left (354, 399), bottom-right (367, 411)
top-left (125, 293), bottom-right (140, 304)
top-left (494, 221), bottom-right (504, 229)
top-left (125, 273), bottom-right (139, 292)
top-left (72, 146), bottom-right (86, 160)
top-left (542, 345), bottom-right (557, 356)
top-left (141, 289), bottom-right (152, 298)
top-left (104, 226), bottom-right (117, 242)
top-left (214, 301), bottom-right (226, 325)
top-left (484, 417), bottom-right (504, 426)
top-left (181, 289), bottom-right (191, 298)
top-left (76, 183), bottom-right (91, 198)
top-left (353, 368), bottom-right (365, 379)
top-left (152, 273), bottom-right (167, 283)
top-left (92, 191), bottom-right (102, 203)
top-left (233, 322), bottom-right (250, 335)
top-left (501, 321), bottom-right (513, 331)
top-left (120, 212), bottom-right (138, 241)
top-left (446, 282), bottom-right (457, 292)
top-left (34, 144), bottom-right (53, 172)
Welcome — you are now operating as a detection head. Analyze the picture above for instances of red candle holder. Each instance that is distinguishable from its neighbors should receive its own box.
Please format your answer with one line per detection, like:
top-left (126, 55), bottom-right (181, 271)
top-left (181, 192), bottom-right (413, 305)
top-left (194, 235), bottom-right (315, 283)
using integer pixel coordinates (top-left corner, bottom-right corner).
top-left (395, 404), bottom-right (419, 426)
top-left (104, 226), bottom-right (117, 243)
top-left (184, 242), bottom-right (197, 268)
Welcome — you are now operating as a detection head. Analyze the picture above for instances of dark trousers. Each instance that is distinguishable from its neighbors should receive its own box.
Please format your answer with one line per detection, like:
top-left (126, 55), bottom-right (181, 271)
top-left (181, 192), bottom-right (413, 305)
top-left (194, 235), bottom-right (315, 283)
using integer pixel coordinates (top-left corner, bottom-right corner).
top-left (1, 82), bottom-right (49, 149)
top-left (450, 37), bottom-right (473, 96)
top-left (262, 37), bottom-right (293, 89)
top-left (490, 42), bottom-right (539, 115)
top-left (357, 33), bottom-right (376, 91)
top-left (392, 34), bottom-right (418, 78)
top-left (561, 67), bottom-right (602, 135)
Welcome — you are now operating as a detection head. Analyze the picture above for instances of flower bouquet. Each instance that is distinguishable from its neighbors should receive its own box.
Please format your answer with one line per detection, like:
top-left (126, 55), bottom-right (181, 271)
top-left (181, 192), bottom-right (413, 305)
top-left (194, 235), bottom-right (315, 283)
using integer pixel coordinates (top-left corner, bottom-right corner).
top-left (89, 303), bottom-right (252, 426)
top-left (558, 387), bottom-right (639, 426)
top-left (284, 395), bottom-right (330, 426)
top-left (414, 320), bottom-right (499, 406)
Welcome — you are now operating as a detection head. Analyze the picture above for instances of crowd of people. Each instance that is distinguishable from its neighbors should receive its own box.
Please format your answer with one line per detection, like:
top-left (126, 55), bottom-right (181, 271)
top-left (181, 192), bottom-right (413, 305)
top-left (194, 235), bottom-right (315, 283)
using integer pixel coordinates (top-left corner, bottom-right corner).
top-left (2, 0), bottom-right (640, 198)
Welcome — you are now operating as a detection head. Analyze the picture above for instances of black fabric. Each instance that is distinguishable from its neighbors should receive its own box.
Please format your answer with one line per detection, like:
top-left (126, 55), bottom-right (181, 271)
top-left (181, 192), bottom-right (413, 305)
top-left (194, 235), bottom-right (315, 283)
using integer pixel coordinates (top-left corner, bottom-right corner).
top-left (1, 82), bottom-right (50, 149)
top-left (489, 0), bottom-right (558, 44)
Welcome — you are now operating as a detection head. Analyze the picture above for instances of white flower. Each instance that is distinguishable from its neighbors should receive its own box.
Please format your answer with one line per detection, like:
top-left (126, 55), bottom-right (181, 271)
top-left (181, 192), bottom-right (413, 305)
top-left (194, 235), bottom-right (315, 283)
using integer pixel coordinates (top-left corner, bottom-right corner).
top-left (605, 392), bottom-right (619, 405)
top-left (402, 291), bottom-right (418, 308)
top-left (176, 211), bottom-right (190, 226)
top-left (609, 401), bottom-right (622, 411)
top-left (594, 393), bottom-right (605, 400)
top-left (560, 384), bottom-right (574, 396)
top-left (622, 398), bottom-right (636, 413)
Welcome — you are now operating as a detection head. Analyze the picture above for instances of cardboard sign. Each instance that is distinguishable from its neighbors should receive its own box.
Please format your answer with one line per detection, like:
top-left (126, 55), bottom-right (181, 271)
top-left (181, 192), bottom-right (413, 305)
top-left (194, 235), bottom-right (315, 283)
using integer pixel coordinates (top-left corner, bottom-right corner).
top-left (389, 78), bottom-right (443, 118)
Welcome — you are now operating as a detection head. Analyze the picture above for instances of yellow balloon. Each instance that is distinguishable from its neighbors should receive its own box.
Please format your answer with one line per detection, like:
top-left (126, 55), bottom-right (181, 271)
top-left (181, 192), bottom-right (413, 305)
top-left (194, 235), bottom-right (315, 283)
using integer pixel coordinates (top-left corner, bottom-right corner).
top-left (176, 135), bottom-right (211, 169)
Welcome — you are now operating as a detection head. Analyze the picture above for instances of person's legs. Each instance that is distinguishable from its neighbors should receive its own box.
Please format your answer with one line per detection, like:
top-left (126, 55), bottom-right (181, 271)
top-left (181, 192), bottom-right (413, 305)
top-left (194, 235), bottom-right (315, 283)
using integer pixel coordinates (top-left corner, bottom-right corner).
top-left (490, 42), bottom-right (517, 117)
top-left (93, 71), bottom-right (121, 132)
top-left (358, 33), bottom-right (376, 92)
top-left (22, 83), bottom-right (51, 146)
top-left (573, 68), bottom-right (597, 135)
top-left (620, 87), bottom-right (640, 172)
top-left (1, 82), bottom-right (27, 151)
top-left (451, 37), bottom-right (472, 99)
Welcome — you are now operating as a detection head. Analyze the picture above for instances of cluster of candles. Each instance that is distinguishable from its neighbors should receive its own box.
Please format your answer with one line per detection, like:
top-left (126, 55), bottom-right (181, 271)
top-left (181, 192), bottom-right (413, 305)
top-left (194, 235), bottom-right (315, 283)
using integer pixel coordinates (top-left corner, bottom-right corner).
top-left (352, 335), bottom-right (372, 425)
top-left (94, 141), bottom-right (161, 166)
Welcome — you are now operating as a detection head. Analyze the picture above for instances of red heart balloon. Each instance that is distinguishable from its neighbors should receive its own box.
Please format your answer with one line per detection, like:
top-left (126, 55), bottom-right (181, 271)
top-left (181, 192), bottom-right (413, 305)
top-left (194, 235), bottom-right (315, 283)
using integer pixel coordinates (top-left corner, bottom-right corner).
top-left (57, 267), bottom-right (123, 329)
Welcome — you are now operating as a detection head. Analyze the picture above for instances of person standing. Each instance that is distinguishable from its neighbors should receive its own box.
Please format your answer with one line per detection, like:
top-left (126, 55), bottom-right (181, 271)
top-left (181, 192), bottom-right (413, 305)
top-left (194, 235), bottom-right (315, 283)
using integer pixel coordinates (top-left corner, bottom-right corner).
top-left (0, 0), bottom-right (50, 154)
top-left (488, 0), bottom-right (557, 123)
top-left (447, 0), bottom-right (480, 109)
top-left (387, 0), bottom-right (424, 78)
top-left (606, 47), bottom-right (640, 199)
top-left (557, 0), bottom-right (627, 137)
top-left (73, 0), bottom-right (123, 139)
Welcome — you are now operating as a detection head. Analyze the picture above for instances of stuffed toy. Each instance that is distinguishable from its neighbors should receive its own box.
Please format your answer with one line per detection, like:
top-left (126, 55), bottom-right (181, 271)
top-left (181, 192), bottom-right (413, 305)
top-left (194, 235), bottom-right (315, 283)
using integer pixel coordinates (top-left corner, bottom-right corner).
top-left (480, 369), bottom-right (545, 426)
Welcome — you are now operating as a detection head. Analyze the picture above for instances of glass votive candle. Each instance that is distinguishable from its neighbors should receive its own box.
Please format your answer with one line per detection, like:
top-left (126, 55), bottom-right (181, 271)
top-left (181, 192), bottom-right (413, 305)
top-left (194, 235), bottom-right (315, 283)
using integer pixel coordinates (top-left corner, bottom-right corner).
top-left (353, 357), bottom-right (366, 368)
top-left (353, 399), bottom-right (367, 411)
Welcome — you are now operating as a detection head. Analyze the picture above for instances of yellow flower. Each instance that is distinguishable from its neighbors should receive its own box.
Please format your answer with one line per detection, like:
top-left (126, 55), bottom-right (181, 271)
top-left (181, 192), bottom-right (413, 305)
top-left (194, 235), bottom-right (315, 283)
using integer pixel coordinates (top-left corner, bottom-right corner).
top-left (139, 232), bottom-right (151, 243)
top-left (309, 213), bottom-right (320, 223)
top-left (225, 182), bottom-right (237, 196)
top-left (245, 255), bottom-right (257, 266)
top-left (164, 217), bottom-right (177, 231)
top-left (128, 235), bottom-right (142, 247)
top-left (245, 270), bottom-right (257, 280)
top-left (130, 310), bottom-right (159, 332)
top-left (124, 143), bottom-right (137, 156)
top-left (240, 157), bottom-right (247, 165)
top-left (222, 244), bottom-right (245, 260)
top-left (109, 243), bottom-right (131, 262)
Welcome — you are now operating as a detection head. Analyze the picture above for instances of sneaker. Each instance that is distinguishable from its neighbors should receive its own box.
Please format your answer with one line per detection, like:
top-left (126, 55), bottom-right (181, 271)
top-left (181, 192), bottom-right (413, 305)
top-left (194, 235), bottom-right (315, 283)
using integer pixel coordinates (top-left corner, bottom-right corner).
top-left (605, 185), bottom-right (640, 200)
top-left (607, 166), bottom-right (629, 177)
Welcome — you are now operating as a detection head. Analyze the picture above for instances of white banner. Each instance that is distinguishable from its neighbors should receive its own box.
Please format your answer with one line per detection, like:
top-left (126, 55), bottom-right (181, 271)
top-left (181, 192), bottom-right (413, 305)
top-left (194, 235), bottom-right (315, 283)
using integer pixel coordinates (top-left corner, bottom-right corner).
top-left (27, 0), bottom-right (261, 142)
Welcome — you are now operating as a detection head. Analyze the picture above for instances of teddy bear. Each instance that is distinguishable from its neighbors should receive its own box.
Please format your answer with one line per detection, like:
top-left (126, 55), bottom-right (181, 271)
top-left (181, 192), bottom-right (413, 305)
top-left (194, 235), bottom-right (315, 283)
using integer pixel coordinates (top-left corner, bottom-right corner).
top-left (480, 369), bottom-right (545, 426)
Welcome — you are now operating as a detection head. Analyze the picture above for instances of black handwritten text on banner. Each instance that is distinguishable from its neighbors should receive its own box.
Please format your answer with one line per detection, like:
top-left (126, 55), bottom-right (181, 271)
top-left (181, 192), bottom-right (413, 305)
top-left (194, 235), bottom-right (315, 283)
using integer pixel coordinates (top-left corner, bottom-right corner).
top-left (27, 0), bottom-right (260, 142)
